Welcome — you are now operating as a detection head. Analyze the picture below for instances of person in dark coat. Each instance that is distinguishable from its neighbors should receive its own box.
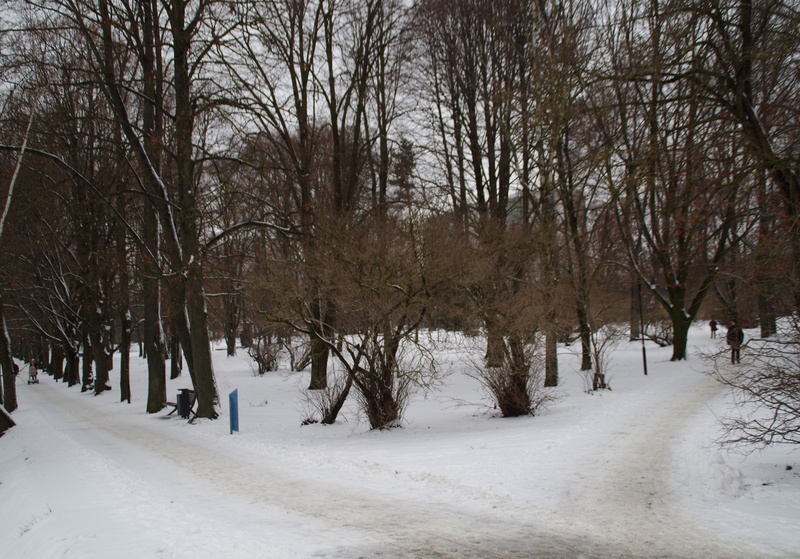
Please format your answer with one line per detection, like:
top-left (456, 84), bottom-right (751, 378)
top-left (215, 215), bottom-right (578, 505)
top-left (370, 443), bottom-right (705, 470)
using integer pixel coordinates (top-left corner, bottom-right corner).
top-left (709, 319), bottom-right (718, 338)
top-left (726, 320), bottom-right (744, 364)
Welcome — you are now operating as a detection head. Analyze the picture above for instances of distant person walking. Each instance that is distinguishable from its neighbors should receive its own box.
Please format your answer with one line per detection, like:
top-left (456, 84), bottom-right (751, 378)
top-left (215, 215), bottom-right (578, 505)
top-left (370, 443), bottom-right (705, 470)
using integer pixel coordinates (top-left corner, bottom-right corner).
top-left (726, 320), bottom-right (744, 364)
top-left (709, 319), bottom-right (718, 338)
top-left (27, 359), bottom-right (39, 384)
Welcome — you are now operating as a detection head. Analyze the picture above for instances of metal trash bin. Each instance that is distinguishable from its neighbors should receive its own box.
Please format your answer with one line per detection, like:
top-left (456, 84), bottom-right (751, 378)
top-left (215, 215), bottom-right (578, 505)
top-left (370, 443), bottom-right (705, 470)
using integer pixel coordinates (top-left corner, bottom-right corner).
top-left (177, 389), bottom-right (191, 419)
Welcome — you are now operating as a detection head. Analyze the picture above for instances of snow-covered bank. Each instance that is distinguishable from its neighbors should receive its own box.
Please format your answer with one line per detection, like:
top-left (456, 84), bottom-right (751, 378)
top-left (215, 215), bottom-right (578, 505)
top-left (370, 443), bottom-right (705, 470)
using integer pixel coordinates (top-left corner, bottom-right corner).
top-left (1, 324), bottom-right (798, 558)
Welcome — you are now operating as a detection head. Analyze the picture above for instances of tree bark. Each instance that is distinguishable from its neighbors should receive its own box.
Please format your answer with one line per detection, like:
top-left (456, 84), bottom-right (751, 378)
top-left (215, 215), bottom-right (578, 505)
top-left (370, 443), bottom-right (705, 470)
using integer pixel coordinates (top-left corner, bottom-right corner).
top-left (89, 294), bottom-right (111, 395)
top-left (120, 309), bottom-right (132, 404)
top-left (670, 312), bottom-right (692, 362)
top-left (81, 331), bottom-right (93, 392)
top-left (308, 299), bottom-right (334, 390)
top-left (168, 0), bottom-right (218, 418)
top-left (544, 329), bottom-right (559, 388)
top-left (485, 319), bottom-right (505, 369)
top-left (185, 265), bottom-right (218, 418)
top-left (170, 334), bottom-right (182, 380)
top-left (0, 295), bottom-right (16, 413)
top-left (630, 276), bottom-right (641, 341)
top-left (50, 345), bottom-right (64, 382)
top-left (64, 346), bottom-right (80, 387)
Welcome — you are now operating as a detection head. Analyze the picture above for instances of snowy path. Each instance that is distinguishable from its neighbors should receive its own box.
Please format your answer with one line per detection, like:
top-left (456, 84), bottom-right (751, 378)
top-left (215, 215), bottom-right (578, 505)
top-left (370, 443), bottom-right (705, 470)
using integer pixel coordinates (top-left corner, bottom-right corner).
top-left (14, 370), bottom-right (776, 559)
top-left (20, 382), bottom-right (625, 558)
top-left (547, 372), bottom-right (752, 558)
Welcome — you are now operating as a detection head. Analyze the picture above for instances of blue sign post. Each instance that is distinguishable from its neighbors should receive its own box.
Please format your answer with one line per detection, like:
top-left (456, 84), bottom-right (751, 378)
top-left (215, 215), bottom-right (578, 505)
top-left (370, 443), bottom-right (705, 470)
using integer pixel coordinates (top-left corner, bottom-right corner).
top-left (229, 389), bottom-right (239, 434)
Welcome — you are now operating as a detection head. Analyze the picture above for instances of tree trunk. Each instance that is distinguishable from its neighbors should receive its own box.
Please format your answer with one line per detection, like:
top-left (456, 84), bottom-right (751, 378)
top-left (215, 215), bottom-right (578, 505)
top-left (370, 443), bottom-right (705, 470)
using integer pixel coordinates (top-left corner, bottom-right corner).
top-left (90, 312), bottom-right (111, 395)
top-left (558, 132), bottom-right (592, 372)
top-left (50, 345), bottom-right (64, 382)
top-left (170, 334), bottom-right (182, 380)
top-left (81, 333), bottom-right (93, 392)
top-left (485, 320), bottom-right (505, 369)
top-left (756, 169), bottom-right (778, 339)
top-left (308, 299), bottom-right (334, 390)
top-left (185, 264), bottom-right (219, 418)
top-left (542, 228), bottom-right (559, 386)
top-left (0, 298), bottom-right (16, 413)
top-left (240, 322), bottom-right (252, 349)
top-left (38, 338), bottom-right (48, 370)
top-left (225, 319), bottom-right (237, 357)
top-left (630, 277), bottom-right (641, 341)
top-left (144, 306), bottom-right (167, 413)
top-left (670, 313), bottom-right (691, 361)
top-left (139, 0), bottom-right (168, 413)
top-left (309, 335), bottom-right (330, 390)
top-left (120, 310), bottom-right (132, 403)
top-left (592, 368), bottom-right (607, 391)
top-left (173, 298), bottom-right (195, 378)
top-left (544, 328), bottom-right (558, 387)
top-left (170, 3), bottom-right (218, 419)
top-left (497, 335), bottom-right (533, 417)
top-left (64, 346), bottom-right (80, 387)
top-left (0, 98), bottom-right (31, 412)
top-left (758, 295), bottom-right (777, 338)
top-left (576, 306), bottom-right (592, 371)
top-left (363, 331), bottom-right (401, 430)
top-left (223, 277), bottom-right (239, 356)
top-left (116, 145), bottom-right (132, 404)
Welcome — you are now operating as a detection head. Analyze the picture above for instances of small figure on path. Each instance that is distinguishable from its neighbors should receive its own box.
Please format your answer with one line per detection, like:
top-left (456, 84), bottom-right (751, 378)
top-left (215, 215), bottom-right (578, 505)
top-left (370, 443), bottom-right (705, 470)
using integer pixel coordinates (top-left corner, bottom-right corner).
top-left (28, 359), bottom-right (39, 385)
top-left (726, 320), bottom-right (744, 364)
top-left (709, 319), bottom-right (718, 338)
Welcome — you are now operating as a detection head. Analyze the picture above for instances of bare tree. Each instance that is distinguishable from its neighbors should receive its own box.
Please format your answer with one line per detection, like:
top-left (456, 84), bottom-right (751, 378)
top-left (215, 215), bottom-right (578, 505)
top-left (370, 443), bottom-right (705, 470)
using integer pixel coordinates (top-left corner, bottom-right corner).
top-left (0, 100), bottom-right (35, 412)
top-left (596, 0), bottom-right (746, 360)
top-left (27, 0), bottom-right (243, 417)
top-left (414, 0), bottom-right (546, 379)
top-left (269, 212), bottom-right (449, 428)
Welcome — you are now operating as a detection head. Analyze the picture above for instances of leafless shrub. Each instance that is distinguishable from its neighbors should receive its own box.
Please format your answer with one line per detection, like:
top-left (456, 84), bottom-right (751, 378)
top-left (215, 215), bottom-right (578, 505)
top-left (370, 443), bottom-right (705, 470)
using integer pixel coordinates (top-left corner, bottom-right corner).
top-left (348, 335), bottom-right (439, 429)
top-left (471, 337), bottom-right (554, 417)
top-left (644, 319), bottom-right (673, 347)
top-left (586, 323), bottom-right (625, 392)
top-left (282, 336), bottom-right (312, 372)
top-left (709, 316), bottom-right (800, 449)
top-left (247, 331), bottom-right (280, 375)
top-left (301, 361), bottom-right (353, 425)
top-left (294, 214), bottom-right (457, 429)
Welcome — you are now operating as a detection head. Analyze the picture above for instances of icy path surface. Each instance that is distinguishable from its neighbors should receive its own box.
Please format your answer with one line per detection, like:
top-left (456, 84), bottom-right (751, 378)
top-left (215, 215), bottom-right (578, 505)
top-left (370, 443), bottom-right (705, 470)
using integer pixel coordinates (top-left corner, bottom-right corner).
top-left (10, 368), bottom-right (782, 559)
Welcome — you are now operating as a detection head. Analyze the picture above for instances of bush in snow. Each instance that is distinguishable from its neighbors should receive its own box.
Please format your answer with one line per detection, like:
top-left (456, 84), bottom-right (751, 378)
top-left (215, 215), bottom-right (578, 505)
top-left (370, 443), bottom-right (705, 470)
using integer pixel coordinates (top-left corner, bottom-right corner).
top-left (709, 315), bottom-right (800, 448)
top-left (247, 331), bottom-right (281, 375)
top-left (472, 337), bottom-right (553, 417)
top-left (585, 323), bottom-right (625, 392)
top-left (302, 361), bottom-right (353, 425)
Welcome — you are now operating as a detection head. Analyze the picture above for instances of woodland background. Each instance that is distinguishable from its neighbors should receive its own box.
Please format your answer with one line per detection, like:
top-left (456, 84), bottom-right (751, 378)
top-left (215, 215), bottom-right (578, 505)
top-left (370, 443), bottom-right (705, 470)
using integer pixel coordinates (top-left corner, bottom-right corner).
top-left (0, 0), bottom-right (798, 436)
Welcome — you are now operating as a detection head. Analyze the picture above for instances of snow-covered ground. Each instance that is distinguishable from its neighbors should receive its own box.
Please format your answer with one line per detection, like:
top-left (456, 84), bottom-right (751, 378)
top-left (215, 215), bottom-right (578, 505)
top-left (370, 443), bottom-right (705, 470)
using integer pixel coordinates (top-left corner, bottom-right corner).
top-left (1, 324), bottom-right (798, 558)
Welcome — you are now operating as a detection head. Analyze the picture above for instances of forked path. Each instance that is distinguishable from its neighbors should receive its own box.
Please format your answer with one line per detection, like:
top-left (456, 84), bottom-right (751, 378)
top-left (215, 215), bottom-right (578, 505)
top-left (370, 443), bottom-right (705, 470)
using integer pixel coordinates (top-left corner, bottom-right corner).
top-left (24, 375), bottom-right (776, 559)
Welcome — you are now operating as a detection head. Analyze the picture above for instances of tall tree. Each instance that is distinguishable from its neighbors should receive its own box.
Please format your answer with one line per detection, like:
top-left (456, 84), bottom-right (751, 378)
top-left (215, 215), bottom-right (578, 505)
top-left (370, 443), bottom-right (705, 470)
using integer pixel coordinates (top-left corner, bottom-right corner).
top-left (690, 0), bottom-right (800, 304)
top-left (598, 0), bottom-right (744, 360)
top-left (35, 0), bottom-right (234, 417)
top-left (0, 102), bottom-right (35, 412)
